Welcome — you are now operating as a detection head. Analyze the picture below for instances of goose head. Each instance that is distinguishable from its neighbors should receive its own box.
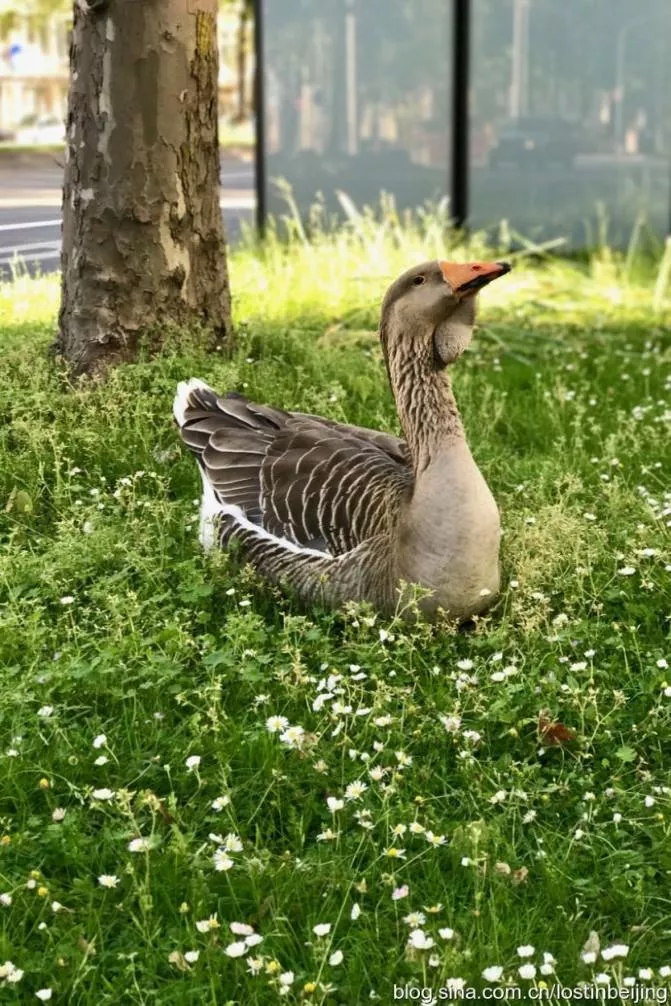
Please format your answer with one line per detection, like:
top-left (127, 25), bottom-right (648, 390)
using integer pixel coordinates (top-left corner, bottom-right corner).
top-left (381, 259), bottom-right (511, 370)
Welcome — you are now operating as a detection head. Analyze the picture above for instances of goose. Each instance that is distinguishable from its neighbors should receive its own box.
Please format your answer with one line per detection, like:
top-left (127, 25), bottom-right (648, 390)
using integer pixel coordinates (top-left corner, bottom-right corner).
top-left (173, 259), bottom-right (511, 621)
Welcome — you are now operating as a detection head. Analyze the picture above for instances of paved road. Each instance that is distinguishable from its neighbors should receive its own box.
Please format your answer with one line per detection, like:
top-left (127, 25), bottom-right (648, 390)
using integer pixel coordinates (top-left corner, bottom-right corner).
top-left (0, 155), bottom-right (255, 278)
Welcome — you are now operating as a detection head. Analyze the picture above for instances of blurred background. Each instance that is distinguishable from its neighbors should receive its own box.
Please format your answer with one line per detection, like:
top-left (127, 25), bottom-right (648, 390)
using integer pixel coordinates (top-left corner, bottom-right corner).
top-left (0, 0), bottom-right (670, 272)
top-left (262, 0), bottom-right (671, 248)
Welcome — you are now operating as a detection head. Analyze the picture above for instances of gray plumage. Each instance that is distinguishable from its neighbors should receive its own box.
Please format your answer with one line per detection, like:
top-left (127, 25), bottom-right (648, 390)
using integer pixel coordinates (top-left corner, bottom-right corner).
top-left (174, 258), bottom-right (511, 620)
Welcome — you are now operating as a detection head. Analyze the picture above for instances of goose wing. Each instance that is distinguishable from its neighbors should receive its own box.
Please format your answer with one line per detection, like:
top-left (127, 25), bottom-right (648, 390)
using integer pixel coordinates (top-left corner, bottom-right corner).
top-left (174, 380), bottom-right (412, 556)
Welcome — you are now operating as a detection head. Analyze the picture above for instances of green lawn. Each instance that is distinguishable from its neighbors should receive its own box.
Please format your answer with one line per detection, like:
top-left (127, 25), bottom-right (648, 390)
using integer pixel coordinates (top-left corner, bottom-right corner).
top-left (0, 223), bottom-right (670, 1003)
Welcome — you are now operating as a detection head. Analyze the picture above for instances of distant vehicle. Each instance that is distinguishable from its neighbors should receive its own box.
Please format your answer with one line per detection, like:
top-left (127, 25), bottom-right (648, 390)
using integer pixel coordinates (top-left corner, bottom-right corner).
top-left (15, 114), bottom-right (65, 146)
top-left (488, 117), bottom-right (580, 169)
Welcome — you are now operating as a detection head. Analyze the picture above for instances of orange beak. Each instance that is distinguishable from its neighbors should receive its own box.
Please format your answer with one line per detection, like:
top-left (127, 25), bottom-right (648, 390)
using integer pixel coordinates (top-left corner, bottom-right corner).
top-left (439, 260), bottom-right (511, 296)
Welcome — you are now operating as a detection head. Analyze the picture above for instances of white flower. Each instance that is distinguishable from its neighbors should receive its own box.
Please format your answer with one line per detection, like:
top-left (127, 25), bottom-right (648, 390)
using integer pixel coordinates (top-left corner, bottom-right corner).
top-left (213, 850), bottom-right (234, 872)
top-left (128, 837), bottom-right (153, 853)
top-left (482, 966), bottom-right (503, 982)
top-left (230, 922), bottom-right (254, 936)
top-left (595, 973), bottom-right (610, 985)
top-left (266, 715), bottom-right (289, 733)
top-left (0, 894), bottom-right (11, 906)
top-left (224, 941), bottom-right (247, 958)
top-left (36, 991), bottom-right (53, 1002)
top-left (37, 706), bottom-right (54, 718)
top-left (351, 903), bottom-right (361, 920)
top-left (279, 725), bottom-right (305, 748)
top-left (618, 566), bottom-right (636, 576)
top-left (517, 945), bottom-right (535, 958)
top-left (540, 963), bottom-right (554, 976)
top-left (613, 812), bottom-right (622, 824)
top-left (639, 969), bottom-right (653, 980)
top-left (94, 755), bottom-right (108, 766)
top-left (581, 951), bottom-right (598, 964)
top-left (3, 962), bottom-right (23, 983)
top-left (656, 658), bottom-right (668, 669)
top-left (440, 715), bottom-right (461, 733)
top-left (59, 595), bottom-right (74, 605)
top-left (184, 951), bottom-right (199, 964)
top-left (658, 966), bottom-right (671, 978)
top-left (223, 833), bottom-right (243, 853)
top-left (195, 916), bottom-right (219, 933)
top-left (51, 808), bottom-right (66, 822)
top-left (601, 944), bottom-right (629, 961)
top-left (279, 971), bottom-right (295, 986)
top-left (391, 885), bottom-right (409, 901)
top-left (329, 950), bottom-right (344, 966)
top-left (403, 912), bottom-right (426, 929)
top-left (519, 964), bottom-right (536, 979)
top-left (97, 874), bottom-right (119, 888)
top-left (92, 734), bottom-right (107, 749)
top-left (245, 933), bottom-right (263, 948)
top-left (408, 929), bottom-right (434, 950)
top-left (185, 755), bottom-right (201, 771)
top-left (456, 659), bottom-right (474, 670)
top-left (523, 810), bottom-right (537, 824)
top-left (439, 928), bottom-right (455, 940)
top-left (490, 790), bottom-right (507, 805)
top-left (211, 796), bottom-right (231, 811)
top-left (425, 831), bottom-right (446, 847)
top-left (91, 788), bottom-right (115, 801)
top-left (645, 796), bottom-right (656, 808)
top-left (313, 923), bottom-right (331, 937)
top-left (345, 781), bottom-right (367, 801)
top-left (51, 901), bottom-right (63, 913)
top-left (327, 797), bottom-right (344, 813)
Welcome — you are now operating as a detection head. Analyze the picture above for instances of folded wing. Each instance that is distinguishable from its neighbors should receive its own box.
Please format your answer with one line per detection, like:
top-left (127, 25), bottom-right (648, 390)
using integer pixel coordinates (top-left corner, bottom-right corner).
top-left (174, 379), bottom-right (412, 556)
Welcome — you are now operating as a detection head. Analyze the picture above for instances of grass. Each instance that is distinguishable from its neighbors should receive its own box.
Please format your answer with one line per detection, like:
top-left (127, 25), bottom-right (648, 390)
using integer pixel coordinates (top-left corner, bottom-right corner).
top-left (0, 213), bottom-right (670, 1003)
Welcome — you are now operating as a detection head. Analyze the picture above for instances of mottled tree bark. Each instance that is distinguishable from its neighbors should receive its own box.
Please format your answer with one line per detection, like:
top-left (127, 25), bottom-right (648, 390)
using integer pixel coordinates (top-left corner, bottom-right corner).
top-left (55, 0), bottom-right (233, 376)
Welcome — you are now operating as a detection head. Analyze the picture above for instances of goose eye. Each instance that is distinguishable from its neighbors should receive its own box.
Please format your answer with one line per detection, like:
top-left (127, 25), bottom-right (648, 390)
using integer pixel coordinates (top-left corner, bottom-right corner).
top-left (412, 275), bottom-right (426, 286)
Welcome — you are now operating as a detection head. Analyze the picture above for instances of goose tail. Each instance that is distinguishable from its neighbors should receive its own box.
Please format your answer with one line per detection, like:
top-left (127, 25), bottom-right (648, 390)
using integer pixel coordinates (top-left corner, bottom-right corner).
top-left (172, 377), bottom-right (213, 427)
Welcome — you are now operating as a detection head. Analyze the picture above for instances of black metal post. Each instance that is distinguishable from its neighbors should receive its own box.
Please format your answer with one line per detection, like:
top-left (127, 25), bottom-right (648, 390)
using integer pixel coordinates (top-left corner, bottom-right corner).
top-left (253, 0), bottom-right (266, 237)
top-left (451, 0), bottom-right (470, 230)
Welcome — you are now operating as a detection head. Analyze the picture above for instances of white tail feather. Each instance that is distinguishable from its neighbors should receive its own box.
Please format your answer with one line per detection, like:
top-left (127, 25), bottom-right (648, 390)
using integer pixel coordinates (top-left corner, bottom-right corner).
top-left (173, 377), bottom-right (211, 427)
top-left (199, 468), bottom-right (222, 550)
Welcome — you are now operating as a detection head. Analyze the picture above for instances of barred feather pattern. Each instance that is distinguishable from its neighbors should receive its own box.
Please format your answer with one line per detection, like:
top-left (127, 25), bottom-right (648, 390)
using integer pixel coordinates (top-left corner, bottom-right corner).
top-left (218, 513), bottom-right (399, 611)
top-left (174, 379), bottom-right (413, 610)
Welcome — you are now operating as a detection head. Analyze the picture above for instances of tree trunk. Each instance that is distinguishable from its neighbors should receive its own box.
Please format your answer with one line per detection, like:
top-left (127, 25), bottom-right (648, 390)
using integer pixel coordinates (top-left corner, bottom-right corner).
top-left (55, 0), bottom-right (233, 377)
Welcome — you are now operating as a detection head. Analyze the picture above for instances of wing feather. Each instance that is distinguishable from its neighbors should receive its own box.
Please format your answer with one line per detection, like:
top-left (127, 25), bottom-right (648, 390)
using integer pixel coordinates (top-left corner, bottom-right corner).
top-left (174, 381), bottom-right (412, 555)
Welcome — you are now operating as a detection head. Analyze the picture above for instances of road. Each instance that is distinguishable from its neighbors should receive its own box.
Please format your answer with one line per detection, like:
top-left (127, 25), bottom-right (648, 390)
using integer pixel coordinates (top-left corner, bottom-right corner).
top-left (0, 154), bottom-right (255, 279)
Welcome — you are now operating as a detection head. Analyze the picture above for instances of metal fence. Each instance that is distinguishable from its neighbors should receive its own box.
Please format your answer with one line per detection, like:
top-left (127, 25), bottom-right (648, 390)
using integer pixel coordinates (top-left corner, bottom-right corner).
top-left (255, 0), bottom-right (671, 248)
